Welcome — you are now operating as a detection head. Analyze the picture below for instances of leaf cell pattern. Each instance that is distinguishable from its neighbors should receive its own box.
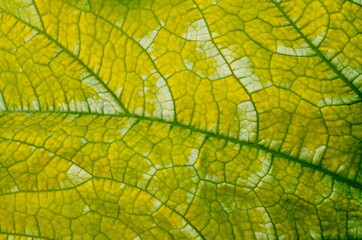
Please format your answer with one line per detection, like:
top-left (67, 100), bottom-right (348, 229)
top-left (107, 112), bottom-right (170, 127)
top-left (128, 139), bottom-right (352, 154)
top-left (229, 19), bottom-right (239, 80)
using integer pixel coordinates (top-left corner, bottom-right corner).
top-left (0, 0), bottom-right (361, 239)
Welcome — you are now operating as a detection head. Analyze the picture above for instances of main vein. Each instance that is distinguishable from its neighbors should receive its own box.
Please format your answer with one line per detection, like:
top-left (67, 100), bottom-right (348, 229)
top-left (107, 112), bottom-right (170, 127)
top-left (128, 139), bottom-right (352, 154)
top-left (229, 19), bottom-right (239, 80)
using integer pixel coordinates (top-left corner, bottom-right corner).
top-left (2, 109), bottom-right (362, 190)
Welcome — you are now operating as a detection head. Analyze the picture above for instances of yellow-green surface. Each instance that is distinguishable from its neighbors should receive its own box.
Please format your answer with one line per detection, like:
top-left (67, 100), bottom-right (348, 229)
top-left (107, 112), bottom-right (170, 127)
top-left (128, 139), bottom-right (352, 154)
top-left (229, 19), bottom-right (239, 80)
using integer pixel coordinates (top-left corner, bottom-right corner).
top-left (0, 0), bottom-right (361, 239)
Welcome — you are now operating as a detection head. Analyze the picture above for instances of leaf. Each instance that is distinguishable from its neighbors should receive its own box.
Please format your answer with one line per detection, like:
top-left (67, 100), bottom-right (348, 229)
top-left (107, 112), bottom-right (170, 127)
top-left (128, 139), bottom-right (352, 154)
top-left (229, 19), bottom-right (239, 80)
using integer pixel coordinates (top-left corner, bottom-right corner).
top-left (0, 0), bottom-right (361, 239)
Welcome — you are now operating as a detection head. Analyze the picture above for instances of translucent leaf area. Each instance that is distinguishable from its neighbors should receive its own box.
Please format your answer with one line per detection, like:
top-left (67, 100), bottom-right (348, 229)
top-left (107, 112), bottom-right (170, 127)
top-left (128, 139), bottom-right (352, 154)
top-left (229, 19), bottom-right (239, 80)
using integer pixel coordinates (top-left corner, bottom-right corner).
top-left (0, 0), bottom-right (361, 239)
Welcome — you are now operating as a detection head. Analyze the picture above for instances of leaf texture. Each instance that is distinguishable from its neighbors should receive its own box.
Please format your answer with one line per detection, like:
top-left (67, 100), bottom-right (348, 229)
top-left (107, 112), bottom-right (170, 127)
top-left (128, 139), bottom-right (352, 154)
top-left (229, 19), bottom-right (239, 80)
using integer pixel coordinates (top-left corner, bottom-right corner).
top-left (0, 0), bottom-right (361, 239)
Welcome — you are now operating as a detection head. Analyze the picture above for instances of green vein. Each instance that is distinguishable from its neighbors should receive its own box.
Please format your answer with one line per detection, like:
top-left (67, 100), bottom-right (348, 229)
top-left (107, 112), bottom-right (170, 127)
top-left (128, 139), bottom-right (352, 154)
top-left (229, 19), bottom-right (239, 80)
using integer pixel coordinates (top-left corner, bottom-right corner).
top-left (270, 0), bottom-right (362, 100)
top-left (1, 110), bottom-right (361, 191)
top-left (0, 9), bottom-right (129, 114)
top-left (345, 0), bottom-right (362, 7)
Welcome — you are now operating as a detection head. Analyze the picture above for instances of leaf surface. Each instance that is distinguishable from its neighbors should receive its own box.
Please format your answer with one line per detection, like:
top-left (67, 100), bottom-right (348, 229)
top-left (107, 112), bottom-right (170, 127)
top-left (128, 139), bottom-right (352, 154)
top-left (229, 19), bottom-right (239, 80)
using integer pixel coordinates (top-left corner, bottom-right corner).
top-left (0, 0), bottom-right (361, 239)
